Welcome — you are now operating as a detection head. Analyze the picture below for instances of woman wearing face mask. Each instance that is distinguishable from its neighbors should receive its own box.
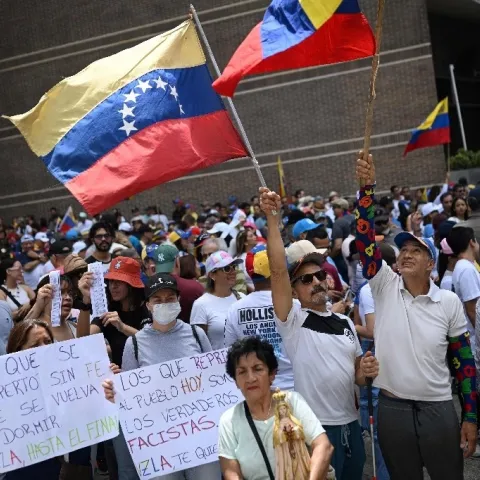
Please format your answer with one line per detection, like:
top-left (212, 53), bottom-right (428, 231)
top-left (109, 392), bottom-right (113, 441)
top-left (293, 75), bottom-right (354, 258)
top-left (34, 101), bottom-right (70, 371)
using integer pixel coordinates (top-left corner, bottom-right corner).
top-left (102, 273), bottom-right (220, 480)
top-left (76, 256), bottom-right (147, 368)
top-left (191, 251), bottom-right (245, 350)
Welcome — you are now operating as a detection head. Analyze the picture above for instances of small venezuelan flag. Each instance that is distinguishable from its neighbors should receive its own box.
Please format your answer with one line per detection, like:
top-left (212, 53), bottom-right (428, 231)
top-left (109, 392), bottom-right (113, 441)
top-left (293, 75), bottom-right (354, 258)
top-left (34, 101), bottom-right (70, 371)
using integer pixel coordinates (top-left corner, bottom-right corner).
top-left (213, 0), bottom-right (375, 97)
top-left (404, 98), bottom-right (450, 157)
top-left (5, 21), bottom-right (247, 215)
top-left (58, 206), bottom-right (76, 234)
top-left (277, 156), bottom-right (288, 198)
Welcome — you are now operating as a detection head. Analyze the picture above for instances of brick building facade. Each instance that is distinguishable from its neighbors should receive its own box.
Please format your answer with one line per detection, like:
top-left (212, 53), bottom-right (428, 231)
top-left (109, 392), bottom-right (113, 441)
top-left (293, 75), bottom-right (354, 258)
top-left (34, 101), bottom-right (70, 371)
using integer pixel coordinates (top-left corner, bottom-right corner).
top-left (0, 0), bottom-right (445, 220)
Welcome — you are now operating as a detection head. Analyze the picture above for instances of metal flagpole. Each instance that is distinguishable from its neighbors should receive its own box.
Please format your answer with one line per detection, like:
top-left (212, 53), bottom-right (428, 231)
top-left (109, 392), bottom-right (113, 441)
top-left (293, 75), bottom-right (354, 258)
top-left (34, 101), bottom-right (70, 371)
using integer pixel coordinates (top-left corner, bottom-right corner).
top-left (449, 64), bottom-right (468, 151)
top-left (190, 4), bottom-right (268, 189)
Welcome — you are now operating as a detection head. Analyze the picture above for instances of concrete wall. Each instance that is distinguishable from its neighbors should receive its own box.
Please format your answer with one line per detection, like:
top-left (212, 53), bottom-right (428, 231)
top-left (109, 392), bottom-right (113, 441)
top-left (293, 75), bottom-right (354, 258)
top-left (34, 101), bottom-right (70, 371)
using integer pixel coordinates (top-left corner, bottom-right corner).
top-left (0, 0), bottom-right (445, 220)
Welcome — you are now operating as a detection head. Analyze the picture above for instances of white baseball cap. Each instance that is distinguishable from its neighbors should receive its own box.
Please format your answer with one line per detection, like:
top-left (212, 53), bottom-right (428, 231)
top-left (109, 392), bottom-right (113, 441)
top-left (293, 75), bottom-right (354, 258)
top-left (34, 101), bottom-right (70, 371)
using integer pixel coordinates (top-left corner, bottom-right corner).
top-left (34, 232), bottom-right (49, 243)
top-left (421, 202), bottom-right (439, 218)
top-left (72, 240), bottom-right (87, 254)
top-left (207, 222), bottom-right (230, 235)
top-left (285, 240), bottom-right (327, 264)
top-left (119, 221), bottom-right (133, 233)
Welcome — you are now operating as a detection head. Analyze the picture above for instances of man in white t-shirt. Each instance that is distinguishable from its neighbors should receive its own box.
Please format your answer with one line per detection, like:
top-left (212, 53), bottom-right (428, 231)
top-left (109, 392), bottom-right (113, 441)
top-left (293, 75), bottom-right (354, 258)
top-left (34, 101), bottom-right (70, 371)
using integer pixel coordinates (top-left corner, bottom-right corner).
top-left (225, 244), bottom-right (294, 391)
top-left (356, 152), bottom-right (477, 478)
top-left (448, 226), bottom-right (480, 356)
top-left (259, 188), bottom-right (379, 480)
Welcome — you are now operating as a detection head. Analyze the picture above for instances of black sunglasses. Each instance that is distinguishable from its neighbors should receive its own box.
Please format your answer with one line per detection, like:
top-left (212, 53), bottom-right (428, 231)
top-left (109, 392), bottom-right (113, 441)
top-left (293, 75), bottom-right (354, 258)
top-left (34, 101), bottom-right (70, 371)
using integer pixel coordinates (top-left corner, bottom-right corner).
top-left (292, 270), bottom-right (327, 285)
top-left (214, 264), bottom-right (237, 274)
top-left (94, 234), bottom-right (112, 240)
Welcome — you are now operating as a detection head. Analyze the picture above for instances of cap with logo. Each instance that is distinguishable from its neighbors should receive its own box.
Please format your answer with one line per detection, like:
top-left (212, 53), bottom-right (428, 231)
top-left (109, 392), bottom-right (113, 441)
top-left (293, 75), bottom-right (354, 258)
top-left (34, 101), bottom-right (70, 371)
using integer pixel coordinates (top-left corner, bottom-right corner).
top-left (145, 273), bottom-right (179, 298)
top-left (292, 218), bottom-right (320, 240)
top-left (394, 232), bottom-right (437, 263)
top-left (104, 256), bottom-right (144, 289)
top-left (205, 250), bottom-right (243, 275)
top-left (153, 244), bottom-right (179, 273)
top-left (49, 239), bottom-right (73, 255)
top-left (245, 245), bottom-right (271, 283)
top-left (34, 232), bottom-right (50, 243)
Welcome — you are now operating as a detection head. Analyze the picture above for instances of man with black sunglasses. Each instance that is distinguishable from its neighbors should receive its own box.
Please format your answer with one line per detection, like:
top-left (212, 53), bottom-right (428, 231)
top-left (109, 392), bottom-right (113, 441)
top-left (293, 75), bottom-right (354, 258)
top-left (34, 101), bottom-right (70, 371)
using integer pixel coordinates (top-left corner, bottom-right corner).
top-left (85, 222), bottom-right (115, 273)
top-left (259, 187), bottom-right (379, 480)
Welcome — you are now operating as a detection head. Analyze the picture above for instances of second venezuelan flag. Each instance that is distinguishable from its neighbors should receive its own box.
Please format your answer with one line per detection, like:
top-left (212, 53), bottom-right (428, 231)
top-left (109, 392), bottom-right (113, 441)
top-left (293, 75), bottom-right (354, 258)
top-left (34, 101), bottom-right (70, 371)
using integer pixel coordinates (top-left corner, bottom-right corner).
top-left (213, 0), bottom-right (375, 97)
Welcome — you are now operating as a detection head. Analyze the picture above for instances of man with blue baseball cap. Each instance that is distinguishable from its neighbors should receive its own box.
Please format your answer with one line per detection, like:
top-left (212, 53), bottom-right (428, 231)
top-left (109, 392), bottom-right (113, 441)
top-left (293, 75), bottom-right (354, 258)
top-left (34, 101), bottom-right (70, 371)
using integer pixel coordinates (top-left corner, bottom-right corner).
top-left (356, 151), bottom-right (477, 479)
top-left (293, 218), bottom-right (321, 240)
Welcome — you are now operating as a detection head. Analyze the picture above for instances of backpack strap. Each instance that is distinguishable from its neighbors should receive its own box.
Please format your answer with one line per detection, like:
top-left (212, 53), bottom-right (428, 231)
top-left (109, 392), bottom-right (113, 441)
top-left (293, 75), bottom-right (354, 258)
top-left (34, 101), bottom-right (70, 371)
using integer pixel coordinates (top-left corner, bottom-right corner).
top-left (191, 325), bottom-right (204, 353)
top-left (132, 335), bottom-right (139, 362)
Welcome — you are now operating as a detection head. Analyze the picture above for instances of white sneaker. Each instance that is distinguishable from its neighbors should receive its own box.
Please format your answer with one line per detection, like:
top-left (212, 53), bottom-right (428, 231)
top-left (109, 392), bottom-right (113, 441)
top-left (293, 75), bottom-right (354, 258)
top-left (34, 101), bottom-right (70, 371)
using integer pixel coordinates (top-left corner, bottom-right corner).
top-left (473, 444), bottom-right (480, 458)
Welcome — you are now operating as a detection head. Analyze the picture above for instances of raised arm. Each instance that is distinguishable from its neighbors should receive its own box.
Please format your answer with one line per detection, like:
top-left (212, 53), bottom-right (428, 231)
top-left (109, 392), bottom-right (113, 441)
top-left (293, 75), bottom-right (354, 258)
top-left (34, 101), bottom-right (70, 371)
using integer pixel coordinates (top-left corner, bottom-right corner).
top-left (355, 153), bottom-right (382, 280)
top-left (259, 187), bottom-right (292, 322)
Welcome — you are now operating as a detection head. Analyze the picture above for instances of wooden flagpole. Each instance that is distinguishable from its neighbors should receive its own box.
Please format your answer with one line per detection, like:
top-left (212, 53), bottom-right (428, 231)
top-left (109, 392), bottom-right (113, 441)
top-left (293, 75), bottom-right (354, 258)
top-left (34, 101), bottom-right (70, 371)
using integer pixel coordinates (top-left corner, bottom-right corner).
top-left (361, 0), bottom-right (386, 187)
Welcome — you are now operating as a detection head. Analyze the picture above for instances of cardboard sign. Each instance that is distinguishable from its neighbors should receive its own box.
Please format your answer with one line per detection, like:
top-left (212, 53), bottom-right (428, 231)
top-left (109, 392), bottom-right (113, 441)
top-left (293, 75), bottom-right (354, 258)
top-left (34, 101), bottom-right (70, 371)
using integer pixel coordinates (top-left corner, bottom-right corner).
top-left (116, 349), bottom-right (243, 478)
top-left (0, 334), bottom-right (119, 473)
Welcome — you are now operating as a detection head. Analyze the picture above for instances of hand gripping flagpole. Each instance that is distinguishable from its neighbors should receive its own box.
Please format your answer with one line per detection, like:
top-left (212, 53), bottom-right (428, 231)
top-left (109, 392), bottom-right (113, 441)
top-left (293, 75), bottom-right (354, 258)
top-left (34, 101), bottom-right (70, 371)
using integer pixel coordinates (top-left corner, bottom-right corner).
top-left (360, 0), bottom-right (386, 188)
top-left (190, 4), bottom-right (268, 190)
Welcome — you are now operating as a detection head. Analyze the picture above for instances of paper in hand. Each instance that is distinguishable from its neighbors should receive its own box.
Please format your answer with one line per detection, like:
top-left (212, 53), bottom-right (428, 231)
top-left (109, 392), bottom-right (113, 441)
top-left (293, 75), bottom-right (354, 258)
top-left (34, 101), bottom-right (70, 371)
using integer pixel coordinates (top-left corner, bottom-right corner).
top-left (88, 262), bottom-right (108, 318)
top-left (49, 270), bottom-right (62, 327)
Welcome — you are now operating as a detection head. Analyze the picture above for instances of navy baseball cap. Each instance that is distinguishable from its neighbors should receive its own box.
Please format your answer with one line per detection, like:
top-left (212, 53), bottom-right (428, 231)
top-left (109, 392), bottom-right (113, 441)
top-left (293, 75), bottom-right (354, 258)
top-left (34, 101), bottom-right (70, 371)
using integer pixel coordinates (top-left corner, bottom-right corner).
top-left (292, 218), bottom-right (319, 239)
top-left (394, 232), bottom-right (437, 263)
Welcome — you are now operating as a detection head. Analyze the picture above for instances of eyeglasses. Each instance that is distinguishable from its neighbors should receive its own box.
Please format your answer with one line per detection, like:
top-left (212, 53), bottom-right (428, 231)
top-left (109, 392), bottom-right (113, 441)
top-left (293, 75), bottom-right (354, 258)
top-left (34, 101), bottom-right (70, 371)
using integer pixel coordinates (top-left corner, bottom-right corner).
top-left (214, 265), bottom-right (237, 274)
top-left (94, 234), bottom-right (112, 240)
top-left (292, 270), bottom-right (327, 285)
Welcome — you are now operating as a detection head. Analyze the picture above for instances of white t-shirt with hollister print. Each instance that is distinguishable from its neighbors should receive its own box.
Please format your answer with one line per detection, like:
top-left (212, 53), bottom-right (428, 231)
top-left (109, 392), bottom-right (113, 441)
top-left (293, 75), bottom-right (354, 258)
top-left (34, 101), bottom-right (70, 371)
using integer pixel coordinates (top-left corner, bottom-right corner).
top-left (275, 303), bottom-right (362, 426)
top-left (225, 290), bottom-right (294, 391)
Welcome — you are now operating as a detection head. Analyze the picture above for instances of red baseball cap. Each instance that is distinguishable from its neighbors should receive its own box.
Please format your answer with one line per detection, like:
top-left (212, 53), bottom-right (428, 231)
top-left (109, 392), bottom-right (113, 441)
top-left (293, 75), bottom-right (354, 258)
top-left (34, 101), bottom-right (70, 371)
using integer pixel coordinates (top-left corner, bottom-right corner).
top-left (104, 256), bottom-right (143, 289)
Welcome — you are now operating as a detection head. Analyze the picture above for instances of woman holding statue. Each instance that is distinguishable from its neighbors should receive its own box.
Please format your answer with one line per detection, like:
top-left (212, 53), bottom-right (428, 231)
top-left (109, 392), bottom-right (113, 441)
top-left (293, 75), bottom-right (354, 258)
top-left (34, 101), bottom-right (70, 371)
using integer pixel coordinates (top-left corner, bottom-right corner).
top-left (218, 336), bottom-right (335, 480)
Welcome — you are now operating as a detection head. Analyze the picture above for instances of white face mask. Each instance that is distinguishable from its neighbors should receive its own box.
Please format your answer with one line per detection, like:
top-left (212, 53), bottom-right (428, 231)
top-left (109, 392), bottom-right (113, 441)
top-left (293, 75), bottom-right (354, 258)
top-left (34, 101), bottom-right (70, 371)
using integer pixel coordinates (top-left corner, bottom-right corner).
top-left (152, 302), bottom-right (181, 325)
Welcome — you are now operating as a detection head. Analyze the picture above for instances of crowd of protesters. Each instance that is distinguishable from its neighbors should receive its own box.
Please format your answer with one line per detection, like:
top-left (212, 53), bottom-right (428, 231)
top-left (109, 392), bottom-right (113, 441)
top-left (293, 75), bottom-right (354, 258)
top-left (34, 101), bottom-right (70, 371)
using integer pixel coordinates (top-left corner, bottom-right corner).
top-left (0, 157), bottom-right (479, 480)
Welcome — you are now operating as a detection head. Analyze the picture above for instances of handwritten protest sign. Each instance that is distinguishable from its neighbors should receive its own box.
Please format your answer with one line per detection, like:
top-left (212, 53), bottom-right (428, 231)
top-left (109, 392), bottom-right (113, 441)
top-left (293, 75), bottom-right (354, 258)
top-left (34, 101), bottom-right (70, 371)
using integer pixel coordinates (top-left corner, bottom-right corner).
top-left (116, 349), bottom-right (243, 478)
top-left (49, 270), bottom-right (62, 327)
top-left (0, 334), bottom-right (119, 473)
top-left (88, 262), bottom-right (108, 318)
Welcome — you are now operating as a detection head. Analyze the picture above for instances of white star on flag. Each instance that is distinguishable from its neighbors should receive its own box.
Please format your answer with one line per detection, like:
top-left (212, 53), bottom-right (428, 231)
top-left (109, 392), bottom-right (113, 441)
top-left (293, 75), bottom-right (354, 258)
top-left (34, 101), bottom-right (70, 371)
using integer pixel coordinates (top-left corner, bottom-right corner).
top-left (124, 90), bottom-right (141, 103)
top-left (118, 104), bottom-right (135, 119)
top-left (136, 79), bottom-right (152, 93)
top-left (119, 119), bottom-right (138, 136)
top-left (153, 76), bottom-right (168, 90)
top-left (170, 85), bottom-right (179, 101)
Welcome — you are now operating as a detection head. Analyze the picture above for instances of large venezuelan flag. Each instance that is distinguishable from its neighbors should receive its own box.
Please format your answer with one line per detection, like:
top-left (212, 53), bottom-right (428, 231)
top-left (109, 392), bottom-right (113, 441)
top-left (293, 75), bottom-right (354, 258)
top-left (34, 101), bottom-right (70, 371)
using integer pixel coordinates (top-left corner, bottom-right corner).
top-left (5, 21), bottom-right (248, 215)
top-left (403, 98), bottom-right (450, 156)
top-left (213, 0), bottom-right (375, 97)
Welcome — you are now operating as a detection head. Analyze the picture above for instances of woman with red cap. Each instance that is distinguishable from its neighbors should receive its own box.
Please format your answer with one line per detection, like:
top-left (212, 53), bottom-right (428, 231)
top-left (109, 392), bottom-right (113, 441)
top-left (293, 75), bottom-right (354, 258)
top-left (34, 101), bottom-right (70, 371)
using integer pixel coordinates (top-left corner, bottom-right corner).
top-left (76, 256), bottom-right (148, 368)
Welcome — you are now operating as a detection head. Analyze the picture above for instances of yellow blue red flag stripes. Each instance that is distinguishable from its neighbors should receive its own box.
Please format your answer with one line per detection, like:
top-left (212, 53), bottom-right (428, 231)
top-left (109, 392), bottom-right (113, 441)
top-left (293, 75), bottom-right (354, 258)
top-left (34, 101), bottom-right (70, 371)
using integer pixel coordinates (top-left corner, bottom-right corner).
top-left (277, 156), bottom-right (287, 198)
top-left (4, 21), bottom-right (247, 215)
top-left (213, 0), bottom-right (375, 97)
top-left (404, 98), bottom-right (450, 156)
top-left (57, 206), bottom-right (76, 233)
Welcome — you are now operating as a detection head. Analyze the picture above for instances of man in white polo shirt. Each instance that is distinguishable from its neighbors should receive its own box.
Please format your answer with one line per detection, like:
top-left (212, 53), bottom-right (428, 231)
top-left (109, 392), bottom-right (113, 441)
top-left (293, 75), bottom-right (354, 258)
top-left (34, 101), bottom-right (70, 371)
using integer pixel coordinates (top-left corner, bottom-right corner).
top-left (355, 151), bottom-right (477, 479)
top-left (259, 188), bottom-right (379, 480)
